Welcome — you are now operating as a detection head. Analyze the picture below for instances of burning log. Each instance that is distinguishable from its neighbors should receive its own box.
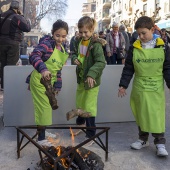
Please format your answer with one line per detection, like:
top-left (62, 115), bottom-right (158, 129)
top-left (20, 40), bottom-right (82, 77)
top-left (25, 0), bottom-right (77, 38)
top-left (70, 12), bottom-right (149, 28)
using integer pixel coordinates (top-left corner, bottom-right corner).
top-left (66, 109), bottom-right (92, 121)
top-left (38, 146), bottom-right (104, 170)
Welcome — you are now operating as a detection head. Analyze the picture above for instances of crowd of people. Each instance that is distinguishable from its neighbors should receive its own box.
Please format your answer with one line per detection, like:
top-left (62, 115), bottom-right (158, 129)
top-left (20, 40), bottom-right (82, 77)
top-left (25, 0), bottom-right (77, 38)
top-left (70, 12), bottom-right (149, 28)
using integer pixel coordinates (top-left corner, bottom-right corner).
top-left (69, 22), bottom-right (170, 66)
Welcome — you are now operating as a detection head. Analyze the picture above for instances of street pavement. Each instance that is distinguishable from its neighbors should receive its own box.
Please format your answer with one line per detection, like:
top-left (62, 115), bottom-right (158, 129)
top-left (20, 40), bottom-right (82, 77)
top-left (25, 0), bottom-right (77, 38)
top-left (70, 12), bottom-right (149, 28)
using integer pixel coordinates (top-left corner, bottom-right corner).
top-left (0, 87), bottom-right (170, 170)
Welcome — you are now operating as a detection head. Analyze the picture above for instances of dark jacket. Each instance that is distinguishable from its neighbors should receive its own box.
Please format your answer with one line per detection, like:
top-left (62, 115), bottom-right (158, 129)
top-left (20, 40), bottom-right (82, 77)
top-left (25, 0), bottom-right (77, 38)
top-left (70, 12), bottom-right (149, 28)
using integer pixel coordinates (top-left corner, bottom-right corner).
top-left (0, 9), bottom-right (31, 44)
top-left (72, 37), bottom-right (106, 90)
top-left (119, 39), bottom-right (170, 89)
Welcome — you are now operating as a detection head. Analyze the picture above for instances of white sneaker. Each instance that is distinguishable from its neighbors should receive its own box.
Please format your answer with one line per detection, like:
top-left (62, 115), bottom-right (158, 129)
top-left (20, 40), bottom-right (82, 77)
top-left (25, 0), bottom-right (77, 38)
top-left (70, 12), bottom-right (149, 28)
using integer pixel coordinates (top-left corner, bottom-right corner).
top-left (156, 144), bottom-right (168, 157)
top-left (45, 131), bottom-right (57, 138)
top-left (71, 124), bottom-right (85, 136)
top-left (131, 139), bottom-right (149, 150)
top-left (37, 139), bottom-right (53, 147)
top-left (84, 137), bottom-right (95, 147)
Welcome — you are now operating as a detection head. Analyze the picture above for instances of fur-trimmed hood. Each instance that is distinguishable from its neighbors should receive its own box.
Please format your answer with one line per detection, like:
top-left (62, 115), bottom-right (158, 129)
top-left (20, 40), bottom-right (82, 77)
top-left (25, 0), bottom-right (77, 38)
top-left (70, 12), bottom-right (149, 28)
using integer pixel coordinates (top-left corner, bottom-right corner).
top-left (75, 36), bottom-right (107, 46)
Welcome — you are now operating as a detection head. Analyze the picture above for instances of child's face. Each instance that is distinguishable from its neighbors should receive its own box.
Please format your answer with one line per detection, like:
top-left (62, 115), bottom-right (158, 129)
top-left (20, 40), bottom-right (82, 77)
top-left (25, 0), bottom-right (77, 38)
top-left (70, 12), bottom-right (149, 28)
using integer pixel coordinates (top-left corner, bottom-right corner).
top-left (78, 26), bottom-right (93, 40)
top-left (53, 28), bottom-right (67, 46)
top-left (136, 27), bottom-right (154, 43)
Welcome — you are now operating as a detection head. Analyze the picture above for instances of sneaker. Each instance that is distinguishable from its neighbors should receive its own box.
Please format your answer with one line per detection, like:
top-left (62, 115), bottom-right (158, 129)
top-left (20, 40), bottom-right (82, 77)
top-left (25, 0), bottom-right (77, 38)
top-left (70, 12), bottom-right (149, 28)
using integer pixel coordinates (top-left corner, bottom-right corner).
top-left (37, 139), bottom-right (53, 147)
top-left (156, 144), bottom-right (168, 157)
top-left (45, 131), bottom-right (57, 138)
top-left (84, 137), bottom-right (96, 147)
top-left (131, 139), bottom-right (149, 150)
top-left (70, 124), bottom-right (85, 136)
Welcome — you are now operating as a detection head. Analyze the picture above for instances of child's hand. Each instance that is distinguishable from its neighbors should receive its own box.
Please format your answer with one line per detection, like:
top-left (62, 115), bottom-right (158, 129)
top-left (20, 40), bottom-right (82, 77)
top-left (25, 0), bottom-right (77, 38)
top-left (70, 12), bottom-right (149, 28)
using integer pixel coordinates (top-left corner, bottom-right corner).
top-left (41, 70), bottom-right (52, 81)
top-left (107, 52), bottom-right (111, 57)
top-left (86, 77), bottom-right (96, 88)
top-left (74, 59), bottom-right (81, 65)
top-left (118, 87), bottom-right (126, 97)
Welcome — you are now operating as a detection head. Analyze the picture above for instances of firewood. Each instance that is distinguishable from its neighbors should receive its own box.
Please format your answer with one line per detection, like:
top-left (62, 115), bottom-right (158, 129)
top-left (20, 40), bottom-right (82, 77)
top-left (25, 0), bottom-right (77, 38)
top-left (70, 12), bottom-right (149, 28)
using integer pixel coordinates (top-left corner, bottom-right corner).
top-left (66, 109), bottom-right (91, 121)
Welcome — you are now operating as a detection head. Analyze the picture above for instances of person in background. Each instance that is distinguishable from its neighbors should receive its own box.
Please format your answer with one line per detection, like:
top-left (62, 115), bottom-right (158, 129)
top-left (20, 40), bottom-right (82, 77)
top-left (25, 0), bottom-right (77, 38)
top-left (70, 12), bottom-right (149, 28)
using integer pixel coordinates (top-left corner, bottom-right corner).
top-left (161, 28), bottom-right (170, 46)
top-left (98, 31), bottom-right (107, 63)
top-left (69, 16), bottom-right (106, 146)
top-left (26, 20), bottom-right (69, 147)
top-left (119, 25), bottom-right (130, 57)
top-left (106, 22), bottom-right (125, 65)
top-left (0, 0), bottom-right (31, 91)
top-left (118, 16), bottom-right (170, 157)
top-left (153, 24), bottom-right (161, 36)
top-left (130, 30), bottom-right (138, 45)
top-left (70, 31), bottom-right (80, 64)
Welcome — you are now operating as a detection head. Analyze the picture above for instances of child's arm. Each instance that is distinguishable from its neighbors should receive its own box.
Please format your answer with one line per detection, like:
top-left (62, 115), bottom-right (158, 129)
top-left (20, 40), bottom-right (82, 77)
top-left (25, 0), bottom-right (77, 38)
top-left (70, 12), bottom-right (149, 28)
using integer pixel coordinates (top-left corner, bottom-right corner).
top-left (29, 41), bottom-right (49, 75)
top-left (119, 46), bottom-right (134, 89)
top-left (163, 45), bottom-right (170, 88)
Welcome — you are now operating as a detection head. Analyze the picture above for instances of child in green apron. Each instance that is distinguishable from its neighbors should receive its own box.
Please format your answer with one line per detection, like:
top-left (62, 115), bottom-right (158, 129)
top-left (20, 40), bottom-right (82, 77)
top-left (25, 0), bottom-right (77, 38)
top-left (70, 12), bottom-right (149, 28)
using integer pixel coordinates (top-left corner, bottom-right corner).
top-left (27, 20), bottom-right (69, 147)
top-left (118, 16), bottom-right (170, 157)
top-left (71, 16), bottom-right (106, 146)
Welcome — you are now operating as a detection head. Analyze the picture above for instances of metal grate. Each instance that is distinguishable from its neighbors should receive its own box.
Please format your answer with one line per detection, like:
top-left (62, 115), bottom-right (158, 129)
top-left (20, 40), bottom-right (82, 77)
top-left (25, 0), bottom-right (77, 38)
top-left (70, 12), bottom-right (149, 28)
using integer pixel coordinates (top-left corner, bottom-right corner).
top-left (16, 125), bottom-right (110, 170)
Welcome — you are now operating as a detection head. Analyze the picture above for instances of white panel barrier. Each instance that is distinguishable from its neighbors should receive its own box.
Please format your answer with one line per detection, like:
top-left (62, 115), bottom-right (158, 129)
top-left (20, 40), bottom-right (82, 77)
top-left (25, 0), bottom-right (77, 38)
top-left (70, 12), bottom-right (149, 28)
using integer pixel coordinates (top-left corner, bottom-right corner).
top-left (3, 65), bottom-right (134, 126)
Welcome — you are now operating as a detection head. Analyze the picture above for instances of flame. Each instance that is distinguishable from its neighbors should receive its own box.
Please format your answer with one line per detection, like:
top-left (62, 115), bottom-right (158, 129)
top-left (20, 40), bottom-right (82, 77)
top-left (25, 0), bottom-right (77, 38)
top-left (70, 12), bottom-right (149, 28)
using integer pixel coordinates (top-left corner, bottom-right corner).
top-left (77, 149), bottom-right (91, 158)
top-left (56, 146), bottom-right (69, 168)
top-left (70, 127), bottom-right (75, 146)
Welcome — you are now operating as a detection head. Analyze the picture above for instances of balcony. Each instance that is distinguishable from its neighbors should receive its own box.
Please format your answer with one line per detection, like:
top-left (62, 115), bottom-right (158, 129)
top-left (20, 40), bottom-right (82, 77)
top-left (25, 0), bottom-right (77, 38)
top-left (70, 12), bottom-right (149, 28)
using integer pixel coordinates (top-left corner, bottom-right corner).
top-left (102, 12), bottom-right (111, 22)
top-left (103, 0), bottom-right (111, 8)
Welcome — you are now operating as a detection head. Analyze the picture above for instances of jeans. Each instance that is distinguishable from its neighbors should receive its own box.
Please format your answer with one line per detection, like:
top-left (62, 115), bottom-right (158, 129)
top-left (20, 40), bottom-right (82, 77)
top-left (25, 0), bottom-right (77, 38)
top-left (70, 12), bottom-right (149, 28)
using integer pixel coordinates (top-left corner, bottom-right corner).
top-left (0, 43), bottom-right (19, 88)
top-left (109, 53), bottom-right (122, 65)
top-left (37, 126), bottom-right (46, 141)
top-left (138, 127), bottom-right (166, 144)
top-left (76, 116), bottom-right (96, 138)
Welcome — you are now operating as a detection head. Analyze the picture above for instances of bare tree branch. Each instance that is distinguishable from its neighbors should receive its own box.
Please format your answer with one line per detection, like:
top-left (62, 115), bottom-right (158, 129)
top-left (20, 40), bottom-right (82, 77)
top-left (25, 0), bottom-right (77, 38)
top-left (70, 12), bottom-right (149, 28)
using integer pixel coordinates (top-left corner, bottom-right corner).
top-left (0, 0), bottom-right (68, 29)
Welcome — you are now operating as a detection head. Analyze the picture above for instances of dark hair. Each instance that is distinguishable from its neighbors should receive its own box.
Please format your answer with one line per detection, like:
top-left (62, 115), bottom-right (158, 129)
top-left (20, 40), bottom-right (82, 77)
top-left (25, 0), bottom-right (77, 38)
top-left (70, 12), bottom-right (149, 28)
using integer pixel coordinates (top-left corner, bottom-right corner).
top-left (161, 28), bottom-right (166, 32)
top-left (51, 19), bottom-right (68, 35)
top-left (135, 16), bottom-right (154, 30)
top-left (99, 31), bottom-right (104, 35)
top-left (78, 16), bottom-right (96, 30)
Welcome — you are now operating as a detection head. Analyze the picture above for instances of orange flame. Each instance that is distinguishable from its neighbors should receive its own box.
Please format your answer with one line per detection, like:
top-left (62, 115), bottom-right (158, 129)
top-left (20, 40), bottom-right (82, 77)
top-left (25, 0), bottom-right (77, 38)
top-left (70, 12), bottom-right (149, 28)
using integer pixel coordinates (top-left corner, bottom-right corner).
top-left (56, 146), bottom-right (69, 168)
top-left (70, 127), bottom-right (75, 146)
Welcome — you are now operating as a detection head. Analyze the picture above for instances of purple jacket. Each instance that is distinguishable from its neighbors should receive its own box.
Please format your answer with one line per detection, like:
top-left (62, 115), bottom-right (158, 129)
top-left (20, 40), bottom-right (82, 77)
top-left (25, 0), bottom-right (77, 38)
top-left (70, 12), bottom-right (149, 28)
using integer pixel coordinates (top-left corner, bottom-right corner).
top-left (26, 35), bottom-right (62, 91)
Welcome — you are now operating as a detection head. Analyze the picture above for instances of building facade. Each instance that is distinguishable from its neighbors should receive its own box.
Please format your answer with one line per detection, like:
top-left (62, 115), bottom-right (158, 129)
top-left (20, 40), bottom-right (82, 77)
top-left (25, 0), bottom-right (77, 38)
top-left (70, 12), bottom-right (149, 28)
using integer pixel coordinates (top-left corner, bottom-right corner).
top-left (82, 0), bottom-right (170, 32)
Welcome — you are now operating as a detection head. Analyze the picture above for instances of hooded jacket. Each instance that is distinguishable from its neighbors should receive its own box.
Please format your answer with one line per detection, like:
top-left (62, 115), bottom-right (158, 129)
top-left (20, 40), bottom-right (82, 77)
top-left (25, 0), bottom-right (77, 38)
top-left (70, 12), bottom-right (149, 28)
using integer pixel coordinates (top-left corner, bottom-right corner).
top-left (0, 9), bottom-right (31, 44)
top-left (72, 37), bottom-right (106, 90)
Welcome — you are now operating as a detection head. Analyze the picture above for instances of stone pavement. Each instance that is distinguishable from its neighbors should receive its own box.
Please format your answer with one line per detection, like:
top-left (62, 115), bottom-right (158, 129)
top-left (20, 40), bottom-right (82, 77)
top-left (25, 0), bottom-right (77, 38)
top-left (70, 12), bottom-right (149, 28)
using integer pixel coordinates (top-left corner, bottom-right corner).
top-left (0, 90), bottom-right (170, 170)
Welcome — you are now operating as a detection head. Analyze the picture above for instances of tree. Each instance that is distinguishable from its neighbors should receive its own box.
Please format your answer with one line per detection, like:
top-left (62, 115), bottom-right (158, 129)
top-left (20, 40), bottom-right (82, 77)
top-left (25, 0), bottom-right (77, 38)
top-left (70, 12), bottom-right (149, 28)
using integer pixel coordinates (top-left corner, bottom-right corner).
top-left (25, 0), bottom-right (68, 29)
top-left (0, 0), bottom-right (68, 29)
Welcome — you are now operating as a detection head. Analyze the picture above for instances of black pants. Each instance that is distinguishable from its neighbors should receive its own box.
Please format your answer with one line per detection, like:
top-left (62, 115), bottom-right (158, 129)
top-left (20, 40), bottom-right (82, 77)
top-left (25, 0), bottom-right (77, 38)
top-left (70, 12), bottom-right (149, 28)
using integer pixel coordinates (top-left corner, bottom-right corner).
top-left (76, 116), bottom-right (96, 138)
top-left (37, 126), bottom-right (46, 141)
top-left (0, 43), bottom-right (19, 89)
top-left (138, 127), bottom-right (166, 144)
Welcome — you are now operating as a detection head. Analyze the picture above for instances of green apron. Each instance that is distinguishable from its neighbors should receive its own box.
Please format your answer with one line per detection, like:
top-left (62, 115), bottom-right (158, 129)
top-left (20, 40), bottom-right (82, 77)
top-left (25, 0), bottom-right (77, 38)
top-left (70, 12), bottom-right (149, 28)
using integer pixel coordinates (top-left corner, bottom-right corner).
top-left (76, 40), bottom-right (99, 117)
top-left (30, 46), bottom-right (68, 125)
top-left (131, 47), bottom-right (165, 133)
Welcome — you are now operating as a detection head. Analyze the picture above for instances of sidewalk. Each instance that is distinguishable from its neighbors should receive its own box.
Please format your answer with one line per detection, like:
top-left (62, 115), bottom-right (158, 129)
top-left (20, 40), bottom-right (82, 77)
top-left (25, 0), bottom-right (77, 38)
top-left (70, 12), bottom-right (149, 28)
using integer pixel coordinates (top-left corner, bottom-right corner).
top-left (0, 91), bottom-right (170, 170)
